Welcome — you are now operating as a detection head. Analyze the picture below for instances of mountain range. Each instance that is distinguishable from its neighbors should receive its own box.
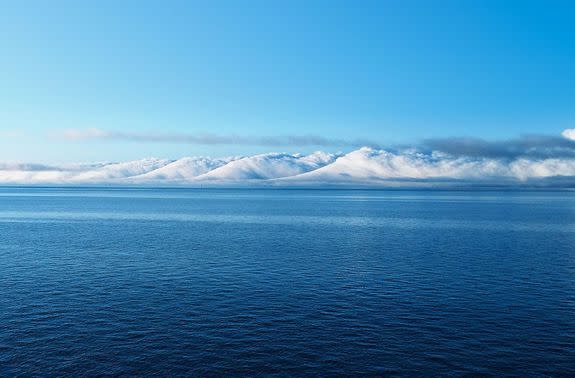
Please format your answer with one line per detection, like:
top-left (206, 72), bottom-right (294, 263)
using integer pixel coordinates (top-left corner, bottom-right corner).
top-left (2, 147), bottom-right (575, 186)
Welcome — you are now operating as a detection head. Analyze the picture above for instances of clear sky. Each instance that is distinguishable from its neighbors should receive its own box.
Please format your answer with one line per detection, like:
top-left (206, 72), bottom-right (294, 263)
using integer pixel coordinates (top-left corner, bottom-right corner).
top-left (1, 0), bottom-right (574, 162)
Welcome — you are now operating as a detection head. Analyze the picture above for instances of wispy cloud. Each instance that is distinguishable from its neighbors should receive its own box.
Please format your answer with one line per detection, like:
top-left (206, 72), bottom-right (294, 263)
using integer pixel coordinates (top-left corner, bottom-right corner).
top-left (56, 128), bottom-right (378, 148)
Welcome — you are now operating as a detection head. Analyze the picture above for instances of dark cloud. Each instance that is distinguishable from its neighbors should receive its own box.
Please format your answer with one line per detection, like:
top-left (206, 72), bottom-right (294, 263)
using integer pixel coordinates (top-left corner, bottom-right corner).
top-left (421, 135), bottom-right (575, 159)
top-left (58, 128), bottom-right (575, 160)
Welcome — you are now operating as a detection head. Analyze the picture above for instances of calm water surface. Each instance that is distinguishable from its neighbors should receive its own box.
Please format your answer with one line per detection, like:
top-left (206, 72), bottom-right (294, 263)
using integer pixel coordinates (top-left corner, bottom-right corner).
top-left (1, 188), bottom-right (574, 376)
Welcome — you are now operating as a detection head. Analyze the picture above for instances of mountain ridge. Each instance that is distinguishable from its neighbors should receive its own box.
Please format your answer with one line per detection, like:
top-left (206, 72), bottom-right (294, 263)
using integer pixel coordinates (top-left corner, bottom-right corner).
top-left (3, 147), bottom-right (575, 186)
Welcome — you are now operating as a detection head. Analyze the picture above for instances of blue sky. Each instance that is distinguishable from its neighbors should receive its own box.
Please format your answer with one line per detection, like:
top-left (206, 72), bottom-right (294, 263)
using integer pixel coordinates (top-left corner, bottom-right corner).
top-left (1, 0), bottom-right (574, 162)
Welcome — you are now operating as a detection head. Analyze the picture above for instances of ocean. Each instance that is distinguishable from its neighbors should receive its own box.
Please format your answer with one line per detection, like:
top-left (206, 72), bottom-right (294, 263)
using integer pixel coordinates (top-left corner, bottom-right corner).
top-left (1, 187), bottom-right (574, 376)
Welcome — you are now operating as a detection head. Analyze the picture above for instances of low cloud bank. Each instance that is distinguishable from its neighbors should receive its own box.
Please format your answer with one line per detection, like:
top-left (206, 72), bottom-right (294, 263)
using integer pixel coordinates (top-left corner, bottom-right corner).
top-left (3, 149), bottom-right (575, 187)
top-left (5, 129), bottom-right (575, 187)
top-left (422, 135), bottom-right (575, 159)
top-left (57, 128), bottom-right (575, 159)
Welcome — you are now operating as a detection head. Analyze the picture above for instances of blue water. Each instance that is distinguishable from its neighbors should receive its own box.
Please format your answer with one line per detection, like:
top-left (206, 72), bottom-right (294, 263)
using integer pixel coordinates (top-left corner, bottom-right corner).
top-left (1, 188), bottom-right (574, 376)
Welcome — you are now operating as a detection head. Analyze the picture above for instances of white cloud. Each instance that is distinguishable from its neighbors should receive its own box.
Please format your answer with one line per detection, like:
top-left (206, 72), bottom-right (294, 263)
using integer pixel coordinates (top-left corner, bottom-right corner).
top-left (562, 128), bottom-right (575, 141)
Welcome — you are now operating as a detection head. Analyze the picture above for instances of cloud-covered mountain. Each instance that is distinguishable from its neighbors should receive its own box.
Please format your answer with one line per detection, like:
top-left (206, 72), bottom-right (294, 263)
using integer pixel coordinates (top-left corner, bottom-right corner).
top-left (281, 148), bottom-right (504, 183)
top-left (194, 152), bottom-right (339, 181)
top-left (3, 147), bottom-right (575, 187)
top-left (0, 162), bottom-right (107, 184)
top-left (71, 158), bottom-right (171, 183)
top-left (281, 147), bottom-right (575, 185)
top-left (132, 157), bottom-right (236, 182)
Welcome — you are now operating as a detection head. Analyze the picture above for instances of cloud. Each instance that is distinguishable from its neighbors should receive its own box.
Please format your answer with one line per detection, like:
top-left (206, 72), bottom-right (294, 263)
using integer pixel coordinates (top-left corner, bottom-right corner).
top-left (6, 128), bottom-right (572, 187)
top-left (56, 128), bottom-right (377, 148)
top-left (421, 133), bottom-right (575, 159)
top-left (3, 146), bottom-right (575, 186)
top-left (60, 127), bottom-right (110, 141)
top-left (562, 128), bottom-right (575, 141)
top-left (0, 163), bottom-right (61, 171)
top-left (56, 128), bottom-right (575, 160)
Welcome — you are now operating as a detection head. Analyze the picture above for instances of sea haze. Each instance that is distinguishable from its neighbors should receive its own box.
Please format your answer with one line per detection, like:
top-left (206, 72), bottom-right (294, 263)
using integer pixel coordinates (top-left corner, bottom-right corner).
top-left (1, 187), bottom-right (574, 375)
